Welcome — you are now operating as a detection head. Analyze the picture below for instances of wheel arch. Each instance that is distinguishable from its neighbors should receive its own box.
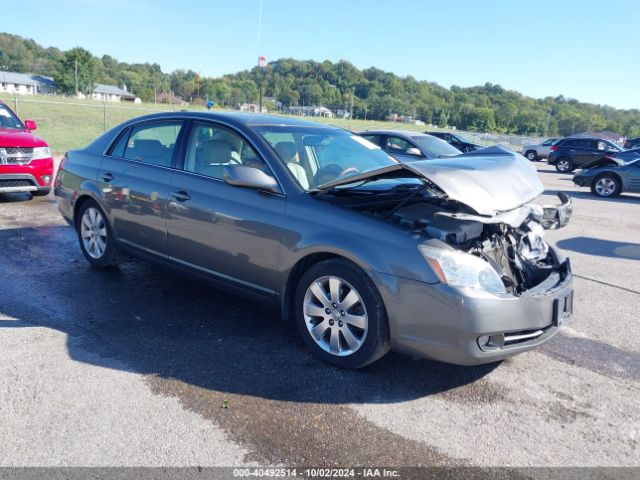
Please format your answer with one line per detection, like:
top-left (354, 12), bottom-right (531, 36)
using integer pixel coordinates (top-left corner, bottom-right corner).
top-left (280, 252), bottom-right (365, 323)
top-left (593, 171), bottom-right (623, 191)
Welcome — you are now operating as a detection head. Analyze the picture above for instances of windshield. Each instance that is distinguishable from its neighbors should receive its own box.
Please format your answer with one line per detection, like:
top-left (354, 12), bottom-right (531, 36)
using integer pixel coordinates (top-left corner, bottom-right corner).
top-left (0, 104), bottom-right (25, 129)
top-left (256, 125), bottom-right (397, 190)
top-left (412, 135), bottom-right (461, 156)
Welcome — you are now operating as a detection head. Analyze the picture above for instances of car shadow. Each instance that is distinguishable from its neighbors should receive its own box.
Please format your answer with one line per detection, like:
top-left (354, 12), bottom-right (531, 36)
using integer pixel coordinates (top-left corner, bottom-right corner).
top-left (543, 189), bottom-right (640, 205)
top-left (0, 225), bottom-right (500, 405)
top-left (556, 236), bottom-right (640, 261)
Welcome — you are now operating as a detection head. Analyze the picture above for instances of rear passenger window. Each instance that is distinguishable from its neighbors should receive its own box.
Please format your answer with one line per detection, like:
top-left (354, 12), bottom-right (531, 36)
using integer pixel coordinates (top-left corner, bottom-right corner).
top-left (123, 121), bottom-right (183, 167)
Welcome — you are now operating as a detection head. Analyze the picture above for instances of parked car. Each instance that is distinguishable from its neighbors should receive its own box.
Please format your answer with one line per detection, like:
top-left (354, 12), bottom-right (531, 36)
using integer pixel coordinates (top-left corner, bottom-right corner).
top-left (624, 137), bottom-right (640, 150)
top-left (0, 100), bottom-right (53, 197)
top-left (358, 130), bottom-right (461, 162)
top-left (425, 131), bottom-right (482, 152)
top-left (547, 136), bottom-right (623, 172)
top-left (573, 148), bottom-right (640, 197)
top-left (55, 112), bottom-right (573, 369)
top-left (522, 138), bottom-right (560, 161)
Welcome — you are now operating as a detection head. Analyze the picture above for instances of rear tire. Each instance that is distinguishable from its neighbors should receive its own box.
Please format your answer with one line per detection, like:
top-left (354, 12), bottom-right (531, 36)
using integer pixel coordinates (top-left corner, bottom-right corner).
top-left (76, 199), bottom-right (120, 268)
top-left (591, 174), bottom-right (621, 197)
top-left (525, 150), bottom-right (538, 161)
top-left (294, 259), bottom-right (390, 369)
top-left (555, 157), bottom-right (573, 173)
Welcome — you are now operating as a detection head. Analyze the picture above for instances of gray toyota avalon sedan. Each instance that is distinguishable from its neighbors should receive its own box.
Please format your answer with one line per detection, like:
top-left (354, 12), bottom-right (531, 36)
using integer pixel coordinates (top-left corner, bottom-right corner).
top-left (54, 112), bottom-right (574, 369)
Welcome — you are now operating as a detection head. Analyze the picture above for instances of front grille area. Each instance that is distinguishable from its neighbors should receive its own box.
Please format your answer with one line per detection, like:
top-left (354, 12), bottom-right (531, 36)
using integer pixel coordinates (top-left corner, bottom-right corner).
top-left (4, 147), bottom-right (34, 155)
top-left (0, 147), bottom-right (34, 164)
top-left (0, 179), bottom-right (35, 188)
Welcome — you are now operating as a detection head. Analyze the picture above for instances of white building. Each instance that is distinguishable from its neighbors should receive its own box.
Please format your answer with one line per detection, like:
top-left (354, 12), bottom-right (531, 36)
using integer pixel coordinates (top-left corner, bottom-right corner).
top-left (0, 71), bottom-right (57, 95)
top-left (285, 105), bottom-right (334, 118)
top-left (91, 84), bottom-right (137, 102)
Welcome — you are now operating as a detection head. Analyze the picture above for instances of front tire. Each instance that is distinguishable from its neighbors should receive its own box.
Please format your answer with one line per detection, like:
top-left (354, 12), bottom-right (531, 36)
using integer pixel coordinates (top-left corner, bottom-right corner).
top-left (555, 157), bottom-right (573, 173)
top-left (591, 174), bottom-right (621, 197)
top-left (525, 150), bottom-right (538, 161)
top-left (76, 200), bottom-right (120, 268)
top-left (294, 259), bottom-right (390, 369)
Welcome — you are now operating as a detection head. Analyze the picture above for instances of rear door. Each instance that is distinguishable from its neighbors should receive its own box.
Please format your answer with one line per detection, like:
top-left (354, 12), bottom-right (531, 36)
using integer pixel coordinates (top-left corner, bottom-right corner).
top-left (98, 119), bottom-right (184, 258)
top-left (572, 139), bottom-right (599, 166)
top-left (166, 120), bottom-right (286, 295)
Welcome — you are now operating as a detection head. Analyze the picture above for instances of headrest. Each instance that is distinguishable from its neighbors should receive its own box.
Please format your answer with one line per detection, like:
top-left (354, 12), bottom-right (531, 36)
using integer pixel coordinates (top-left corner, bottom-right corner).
top-left (133, 139), bottom-right (163, 158)
top-left (200, 139), bottom-right (233, 163)
top-left (274, 142), bottom-right (299, 163)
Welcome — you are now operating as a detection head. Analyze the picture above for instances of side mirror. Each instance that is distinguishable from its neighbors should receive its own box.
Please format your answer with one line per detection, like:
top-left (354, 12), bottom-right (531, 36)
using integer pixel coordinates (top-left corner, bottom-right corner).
top-left (223, 164), bottom-right (280, 193)
top-left (406, 147), bottom-right (423, 157)
top-left (24, 119), bottom-right (37, 131)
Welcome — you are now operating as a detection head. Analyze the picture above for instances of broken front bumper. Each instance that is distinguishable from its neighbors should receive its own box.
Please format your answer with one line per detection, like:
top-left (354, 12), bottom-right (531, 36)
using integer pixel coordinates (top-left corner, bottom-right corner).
top-left (371, 247), bottom-right (573, 365)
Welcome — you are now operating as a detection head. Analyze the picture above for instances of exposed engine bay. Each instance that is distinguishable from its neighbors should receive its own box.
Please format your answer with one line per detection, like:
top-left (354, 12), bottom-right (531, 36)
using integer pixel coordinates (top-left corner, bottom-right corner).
top-left (332, 190), bottom-right (572, 295)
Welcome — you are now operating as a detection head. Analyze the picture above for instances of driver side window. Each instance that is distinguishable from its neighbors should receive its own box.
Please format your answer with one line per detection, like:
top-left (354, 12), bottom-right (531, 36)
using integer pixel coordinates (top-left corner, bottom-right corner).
top-left (183, 122), bottom-right (267, 179)
top-left (384, 136), bottom-right (412, 154)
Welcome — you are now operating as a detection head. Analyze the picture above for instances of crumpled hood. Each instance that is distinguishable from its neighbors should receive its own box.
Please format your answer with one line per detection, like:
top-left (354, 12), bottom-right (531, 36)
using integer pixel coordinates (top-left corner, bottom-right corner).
top-left (405, 146), bottom-right (543, 215)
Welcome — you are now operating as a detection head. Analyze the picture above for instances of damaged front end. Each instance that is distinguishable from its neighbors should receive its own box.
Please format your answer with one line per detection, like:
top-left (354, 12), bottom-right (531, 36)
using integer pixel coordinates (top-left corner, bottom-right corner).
top-left (386, 192), bottom-right (572, 295)
top-left (316, 147), bottom-right (573, 296)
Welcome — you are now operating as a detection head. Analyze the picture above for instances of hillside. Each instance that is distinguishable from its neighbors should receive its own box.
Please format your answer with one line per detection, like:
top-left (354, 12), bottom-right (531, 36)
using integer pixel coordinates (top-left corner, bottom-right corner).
top-left (1, 32), bottom-right (639, 137)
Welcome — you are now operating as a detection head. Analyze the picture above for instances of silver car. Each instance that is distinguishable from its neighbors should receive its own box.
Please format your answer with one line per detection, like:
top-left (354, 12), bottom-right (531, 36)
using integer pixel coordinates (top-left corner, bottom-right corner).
top-left (522, 138), bottom-right (561, 161)
top-left (55, 112), bottom-right (574, 369)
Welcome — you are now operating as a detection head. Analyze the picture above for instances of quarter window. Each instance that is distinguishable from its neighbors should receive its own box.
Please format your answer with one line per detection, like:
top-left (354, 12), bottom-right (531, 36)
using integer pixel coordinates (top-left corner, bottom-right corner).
top-left (108, 129), bottom-right (129, 158)
top-left (123, 121), bottom-right (183, 167)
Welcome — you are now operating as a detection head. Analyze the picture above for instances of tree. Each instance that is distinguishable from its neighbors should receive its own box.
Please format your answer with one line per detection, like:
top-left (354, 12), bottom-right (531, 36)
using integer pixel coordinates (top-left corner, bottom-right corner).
top-left (54, 47), bottom-right (99, 95)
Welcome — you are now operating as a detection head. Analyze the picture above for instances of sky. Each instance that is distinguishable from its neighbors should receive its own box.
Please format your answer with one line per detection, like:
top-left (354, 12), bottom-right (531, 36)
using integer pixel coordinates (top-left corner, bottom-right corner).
top-left (3, 0), bottom-right (640, 109)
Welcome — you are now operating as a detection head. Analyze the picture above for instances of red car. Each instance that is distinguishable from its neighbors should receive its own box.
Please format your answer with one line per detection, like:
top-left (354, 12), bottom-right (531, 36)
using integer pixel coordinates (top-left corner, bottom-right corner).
top-left (0, 100), bottom-right (53, 197)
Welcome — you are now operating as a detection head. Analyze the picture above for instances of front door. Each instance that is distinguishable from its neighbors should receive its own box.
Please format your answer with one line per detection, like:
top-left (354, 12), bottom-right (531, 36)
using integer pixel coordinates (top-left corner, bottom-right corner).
top-left (166, 121), bottom-right (286, 295)
top-left (628, 162), bottom-right (640, 192)
top-left (98, 120), bottom-right (184, 257)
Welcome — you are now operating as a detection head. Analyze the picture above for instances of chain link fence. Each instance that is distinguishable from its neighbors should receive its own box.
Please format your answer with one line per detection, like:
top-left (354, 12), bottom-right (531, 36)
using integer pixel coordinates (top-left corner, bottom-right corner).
top-left (1, 93), bottom-right (548, 154)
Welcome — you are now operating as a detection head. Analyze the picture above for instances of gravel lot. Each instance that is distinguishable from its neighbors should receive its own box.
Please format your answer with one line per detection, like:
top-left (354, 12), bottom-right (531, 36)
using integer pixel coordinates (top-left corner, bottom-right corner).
top-left (0, 161), bottom-right (638, 469)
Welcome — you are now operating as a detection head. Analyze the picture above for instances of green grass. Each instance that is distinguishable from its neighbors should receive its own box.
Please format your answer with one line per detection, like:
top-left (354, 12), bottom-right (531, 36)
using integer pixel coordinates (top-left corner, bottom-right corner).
top-left (0, 93), bottom-right (507, 154)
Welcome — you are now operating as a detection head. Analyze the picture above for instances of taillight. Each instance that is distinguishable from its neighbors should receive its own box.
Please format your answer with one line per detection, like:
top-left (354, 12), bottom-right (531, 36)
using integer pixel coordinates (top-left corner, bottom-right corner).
top-left (550, 146), bottom-right (558, 151)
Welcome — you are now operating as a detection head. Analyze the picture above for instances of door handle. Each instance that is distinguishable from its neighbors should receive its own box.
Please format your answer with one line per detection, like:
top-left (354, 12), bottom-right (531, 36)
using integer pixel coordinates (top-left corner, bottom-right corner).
top-left (171, 190), bottom-right (191, 202)
top-left (100, 172), bottom-right (115, 182)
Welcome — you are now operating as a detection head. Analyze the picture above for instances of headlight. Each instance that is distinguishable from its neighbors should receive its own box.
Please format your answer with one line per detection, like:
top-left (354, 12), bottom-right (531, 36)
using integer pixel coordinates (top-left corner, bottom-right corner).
top-left (31, 146), bottom-right (52, 160)
top-left (418, 245), bottom-right (506, 294)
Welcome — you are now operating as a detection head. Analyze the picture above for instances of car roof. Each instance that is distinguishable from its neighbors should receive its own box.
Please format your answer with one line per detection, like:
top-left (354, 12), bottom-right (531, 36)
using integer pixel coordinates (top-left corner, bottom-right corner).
top-left (117, 111), bottom-right (342, 130)
top-left (359, 129), bottom-right (434, 138)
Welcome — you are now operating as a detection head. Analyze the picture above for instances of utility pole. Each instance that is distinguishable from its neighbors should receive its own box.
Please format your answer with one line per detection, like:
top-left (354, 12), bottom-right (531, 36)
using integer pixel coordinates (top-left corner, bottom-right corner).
top-left (349, 86), bottom-right (354, 130)
top-left (74, 59), bottom-right (78, 95)
top-left (258, 55), bottom-right (266, 113)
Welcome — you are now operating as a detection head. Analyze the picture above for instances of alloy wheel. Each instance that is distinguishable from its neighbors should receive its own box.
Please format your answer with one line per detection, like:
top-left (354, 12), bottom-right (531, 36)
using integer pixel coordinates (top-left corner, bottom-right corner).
top-left (80, 207), bottom-right (108, 259)
top-left (303, 275), bottom-right (368, 356)
top-left (557, 159), bottom-right (570, 172)
top-left (526, 151), bottom-right (537, 161)
top-left (594, 177), bottom-right (617, 197)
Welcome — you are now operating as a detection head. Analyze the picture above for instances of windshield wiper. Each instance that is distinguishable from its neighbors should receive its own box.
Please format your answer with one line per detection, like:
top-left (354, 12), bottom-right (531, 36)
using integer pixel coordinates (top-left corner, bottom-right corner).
top-left (382, 183), bottom-right (432, 219)
top-left (310, 178), bottom-right (378, 198)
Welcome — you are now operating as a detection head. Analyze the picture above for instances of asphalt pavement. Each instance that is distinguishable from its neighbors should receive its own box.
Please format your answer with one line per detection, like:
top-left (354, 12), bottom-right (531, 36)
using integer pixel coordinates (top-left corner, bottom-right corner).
top-left (0, 161), bottom-right (638, 469)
